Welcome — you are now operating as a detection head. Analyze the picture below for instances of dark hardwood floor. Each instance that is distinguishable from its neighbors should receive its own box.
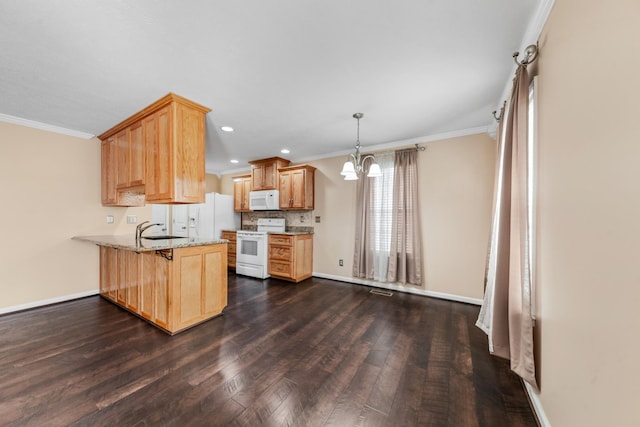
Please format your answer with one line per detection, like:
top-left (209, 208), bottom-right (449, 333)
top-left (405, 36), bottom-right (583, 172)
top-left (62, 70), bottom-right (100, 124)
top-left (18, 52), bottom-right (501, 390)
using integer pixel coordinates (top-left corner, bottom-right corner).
top-left (0, 274), bottom-right (537, 427)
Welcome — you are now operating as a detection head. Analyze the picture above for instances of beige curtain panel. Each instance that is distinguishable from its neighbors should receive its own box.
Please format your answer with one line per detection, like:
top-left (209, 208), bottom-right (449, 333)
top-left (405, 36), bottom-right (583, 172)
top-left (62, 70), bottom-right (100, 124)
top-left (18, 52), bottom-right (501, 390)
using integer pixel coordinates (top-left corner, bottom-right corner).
top-left (476, 65), bottom-right (538, 390)
top-left (387, 149), bottom-right (423, 285)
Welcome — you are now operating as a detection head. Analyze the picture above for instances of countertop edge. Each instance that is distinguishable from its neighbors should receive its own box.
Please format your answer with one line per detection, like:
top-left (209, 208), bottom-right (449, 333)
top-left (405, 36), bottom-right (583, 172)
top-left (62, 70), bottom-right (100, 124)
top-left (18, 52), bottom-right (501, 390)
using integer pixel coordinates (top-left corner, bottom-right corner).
top-left (73, 235), bottom-right (228, 252)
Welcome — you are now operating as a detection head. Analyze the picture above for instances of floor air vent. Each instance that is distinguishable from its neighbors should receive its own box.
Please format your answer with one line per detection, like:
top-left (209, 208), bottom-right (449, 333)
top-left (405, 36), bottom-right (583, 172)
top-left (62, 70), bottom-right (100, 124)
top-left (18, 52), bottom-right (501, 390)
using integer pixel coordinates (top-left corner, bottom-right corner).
top-left (370, 289), bottom-right (393, 297)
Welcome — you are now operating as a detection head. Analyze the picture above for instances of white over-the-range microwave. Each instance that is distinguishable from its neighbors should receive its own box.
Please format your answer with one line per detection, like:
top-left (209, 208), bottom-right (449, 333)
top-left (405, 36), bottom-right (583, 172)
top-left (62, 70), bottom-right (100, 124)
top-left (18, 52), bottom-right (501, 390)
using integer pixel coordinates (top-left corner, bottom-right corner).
top-left (249, 189), bottom-right (280, 210)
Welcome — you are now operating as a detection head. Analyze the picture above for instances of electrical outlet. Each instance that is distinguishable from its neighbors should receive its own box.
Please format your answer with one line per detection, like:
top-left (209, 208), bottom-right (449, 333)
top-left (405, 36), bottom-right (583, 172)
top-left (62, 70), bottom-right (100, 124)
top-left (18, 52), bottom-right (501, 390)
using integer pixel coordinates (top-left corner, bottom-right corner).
top-left (315, 216), bottom-right (321, 223)
top-left (339, 259), bottom-right (344, 266)
top-left (126, 215), bottom-right (137, 224)
top-left (106, 215), bottom-right (114, 224)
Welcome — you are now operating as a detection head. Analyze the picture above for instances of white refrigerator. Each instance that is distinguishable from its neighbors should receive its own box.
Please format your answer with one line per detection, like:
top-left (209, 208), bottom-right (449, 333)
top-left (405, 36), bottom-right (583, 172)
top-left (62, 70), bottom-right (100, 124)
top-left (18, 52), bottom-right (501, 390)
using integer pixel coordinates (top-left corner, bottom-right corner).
top-left (151, 193), bottom-right (240, 239)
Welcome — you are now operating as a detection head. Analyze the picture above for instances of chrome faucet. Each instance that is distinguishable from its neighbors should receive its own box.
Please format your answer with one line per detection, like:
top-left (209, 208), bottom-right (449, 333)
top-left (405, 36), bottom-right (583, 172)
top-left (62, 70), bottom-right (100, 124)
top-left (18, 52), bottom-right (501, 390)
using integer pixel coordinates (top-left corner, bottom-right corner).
top-left (136, 221), bottom-right (163, 243)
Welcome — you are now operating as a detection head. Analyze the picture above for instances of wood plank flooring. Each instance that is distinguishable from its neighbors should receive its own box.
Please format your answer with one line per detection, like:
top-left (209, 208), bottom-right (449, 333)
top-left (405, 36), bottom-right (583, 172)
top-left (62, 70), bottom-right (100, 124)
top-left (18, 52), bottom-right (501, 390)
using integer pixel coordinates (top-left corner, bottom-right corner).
top-left (0, 274), bottom-right (538, 426)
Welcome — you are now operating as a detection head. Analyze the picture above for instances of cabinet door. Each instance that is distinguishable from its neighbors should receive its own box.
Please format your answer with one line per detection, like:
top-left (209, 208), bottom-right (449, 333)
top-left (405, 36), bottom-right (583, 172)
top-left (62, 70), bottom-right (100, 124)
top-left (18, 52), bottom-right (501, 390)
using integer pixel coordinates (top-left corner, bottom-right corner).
top-left (290, 169), bottom-right (306, 209)
top-left (101, 137), bottom-right (118, 205)
top-left (233, 180), bottom-right (242, 211)
top-left (242, 178), bottom-right (251, 211)
top-left (116, 249), bottom-right (127, 305)
top-left (140, 253), bottom-right (154, 321)
top-left (233, 176), bottom-right (251, 212)
top-left (145, 106), bottom-right (173, 201)
top-left (172, 245), bottom-right (227, 331)
top-left (129, 121), bottom-right (145, 187)
top-left (263, 162), bottom-right (278, 189)
top-left (251, 164), bottom-right (265, 191)
top-left (295, 235), bottom-right (314, 280)
top-left (125, 251), bottom-right (140, 313)
top-left (279, 171), bottom-right (291, 208)
top-left (138, 252), bottom-right (170, 327)
top-left (174, 102), bottom-right (206, 202)
top-left (115, 128), bottom-right (129, 189)
top-left (100, 246), bottom-right (118, 300)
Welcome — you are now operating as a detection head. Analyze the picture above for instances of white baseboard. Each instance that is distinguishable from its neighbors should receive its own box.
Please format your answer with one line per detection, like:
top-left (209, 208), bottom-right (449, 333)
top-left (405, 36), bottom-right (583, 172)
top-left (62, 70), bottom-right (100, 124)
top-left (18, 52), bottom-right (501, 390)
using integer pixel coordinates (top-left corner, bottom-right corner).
top-left (0, 290), bottom-right (100, 315)
top-left (312, 272), bottom-right (482, 305)
top-left (524, 382), bottom-right (551, 427)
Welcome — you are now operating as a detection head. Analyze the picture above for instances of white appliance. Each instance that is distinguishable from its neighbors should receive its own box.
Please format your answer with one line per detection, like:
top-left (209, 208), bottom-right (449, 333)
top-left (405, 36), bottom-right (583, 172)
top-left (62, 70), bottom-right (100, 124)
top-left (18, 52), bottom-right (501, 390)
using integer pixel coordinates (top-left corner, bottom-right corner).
top-left (236, 218), bottom-right (286, 279)
top-left (150, 204), bottom-right (170, 235)
top-left (249, 190), bottom-right (280, 211)
top-left (151, 193), bottom-right (240, 239)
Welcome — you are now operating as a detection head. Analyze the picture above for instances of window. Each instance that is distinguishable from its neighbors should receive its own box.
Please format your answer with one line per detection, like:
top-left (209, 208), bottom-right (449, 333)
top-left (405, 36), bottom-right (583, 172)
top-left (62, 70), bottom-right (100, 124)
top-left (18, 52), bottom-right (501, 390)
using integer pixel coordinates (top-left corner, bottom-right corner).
top-left (367, 152), bottom-right (394, 281)
top-left (353, 149), bottom-right (423, 285)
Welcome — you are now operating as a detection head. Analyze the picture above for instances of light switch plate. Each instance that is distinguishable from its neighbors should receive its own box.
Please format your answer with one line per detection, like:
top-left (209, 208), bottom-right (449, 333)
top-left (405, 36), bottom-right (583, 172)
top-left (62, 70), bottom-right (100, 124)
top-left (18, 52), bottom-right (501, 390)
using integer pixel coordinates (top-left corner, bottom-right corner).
top-left (106, 215), bottom-right (114, 224)
top-left (126, 215), bottom-right (137, 224)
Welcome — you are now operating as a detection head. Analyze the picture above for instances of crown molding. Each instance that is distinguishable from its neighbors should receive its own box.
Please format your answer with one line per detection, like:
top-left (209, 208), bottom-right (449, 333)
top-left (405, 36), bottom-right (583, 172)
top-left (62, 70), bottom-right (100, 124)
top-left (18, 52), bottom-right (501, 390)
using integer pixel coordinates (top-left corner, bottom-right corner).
top-left (209, 125), bottom-right (490, 176)
top-left (0, 113), bottom-right (95, 139)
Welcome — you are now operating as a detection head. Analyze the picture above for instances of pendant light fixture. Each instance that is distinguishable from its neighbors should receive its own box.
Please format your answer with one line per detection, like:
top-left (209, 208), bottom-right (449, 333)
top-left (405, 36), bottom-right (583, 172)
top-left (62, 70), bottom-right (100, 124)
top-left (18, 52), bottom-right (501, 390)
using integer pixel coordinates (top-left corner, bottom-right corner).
top-left (340, 113), bottom-right (381, 180)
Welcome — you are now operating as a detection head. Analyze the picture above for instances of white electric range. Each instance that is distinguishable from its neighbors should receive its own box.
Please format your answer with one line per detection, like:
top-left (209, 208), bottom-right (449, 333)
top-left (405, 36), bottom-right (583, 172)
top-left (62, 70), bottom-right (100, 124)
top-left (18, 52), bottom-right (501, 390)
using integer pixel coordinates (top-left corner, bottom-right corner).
top-left (235, 218), bottom-right (286, 279)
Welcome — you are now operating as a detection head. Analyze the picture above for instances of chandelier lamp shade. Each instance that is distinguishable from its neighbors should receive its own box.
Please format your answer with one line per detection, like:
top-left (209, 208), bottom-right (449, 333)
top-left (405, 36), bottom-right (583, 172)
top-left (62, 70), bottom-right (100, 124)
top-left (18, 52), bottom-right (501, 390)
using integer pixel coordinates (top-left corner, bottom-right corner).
top-left (340, 113), bottom-right (382, 180)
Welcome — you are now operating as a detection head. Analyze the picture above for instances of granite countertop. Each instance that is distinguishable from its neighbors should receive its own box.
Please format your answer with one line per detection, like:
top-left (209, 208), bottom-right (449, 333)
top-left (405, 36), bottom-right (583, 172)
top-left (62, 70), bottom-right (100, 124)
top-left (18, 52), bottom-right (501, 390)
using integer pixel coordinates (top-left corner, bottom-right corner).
top-left (73, 234), bottom-right (228, 252)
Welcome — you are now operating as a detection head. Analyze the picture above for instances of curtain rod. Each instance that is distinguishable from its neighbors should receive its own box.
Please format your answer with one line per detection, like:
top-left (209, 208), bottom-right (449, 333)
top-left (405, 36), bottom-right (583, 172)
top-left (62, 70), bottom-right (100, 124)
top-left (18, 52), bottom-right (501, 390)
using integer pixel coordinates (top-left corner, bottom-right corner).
top-left (492, 44), bottom-right (539, 122)
top-left (370, 144), bottom-right (426, 156)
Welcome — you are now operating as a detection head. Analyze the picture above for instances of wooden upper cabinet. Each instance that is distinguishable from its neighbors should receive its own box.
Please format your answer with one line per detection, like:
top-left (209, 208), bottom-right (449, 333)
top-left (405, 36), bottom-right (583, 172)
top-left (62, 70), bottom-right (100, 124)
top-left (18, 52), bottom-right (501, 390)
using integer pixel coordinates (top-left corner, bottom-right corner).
top-left (99, 93), bottom-right (211, 206)
top-left (129, 121), bottom-right (145, 187)
top-left (233, 175), bottom-right (251, 212)
top-left (101, 136), bottom-right (118, 205)
top-left (278, 165), bottom-right (316, 210)
top-left (115, 129), bottom-right (129, 189)
top-left (249, 157), bottom-right (290, 191)
top-left (115, 122), bottom-right (145, 190)
top-left (144, 106), bottom-right (172, 201)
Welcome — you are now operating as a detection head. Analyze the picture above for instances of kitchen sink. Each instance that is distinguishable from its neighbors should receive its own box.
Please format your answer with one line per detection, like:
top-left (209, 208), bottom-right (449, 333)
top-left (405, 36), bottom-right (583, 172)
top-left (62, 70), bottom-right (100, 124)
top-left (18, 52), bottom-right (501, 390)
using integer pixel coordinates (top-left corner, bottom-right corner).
top-left (142, 235), bottom-right (185, 240)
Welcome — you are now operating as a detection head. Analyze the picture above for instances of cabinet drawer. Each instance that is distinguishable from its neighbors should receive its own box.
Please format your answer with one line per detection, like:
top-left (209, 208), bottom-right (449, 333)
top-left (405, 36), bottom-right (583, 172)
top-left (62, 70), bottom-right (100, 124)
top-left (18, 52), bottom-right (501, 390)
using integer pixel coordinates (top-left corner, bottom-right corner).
top-left (227, 242), bottom-right (236, 254)
top-left (228, 255), bottom-right (236, 268)
top-left (269, 234), bottom-right (293, 246)
top-left (221, 231), bottom-right (237, 242)
top-left (269, 260), bottom-right (292, 277)
top-left (269, 245), bottom-right (292, 261)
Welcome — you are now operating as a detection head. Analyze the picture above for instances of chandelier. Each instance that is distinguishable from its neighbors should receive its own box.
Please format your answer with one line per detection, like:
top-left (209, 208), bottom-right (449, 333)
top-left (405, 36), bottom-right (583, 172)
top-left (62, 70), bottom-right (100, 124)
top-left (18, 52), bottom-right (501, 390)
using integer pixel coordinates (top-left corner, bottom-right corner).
top-left (340, 113), bottom-right (381, 180)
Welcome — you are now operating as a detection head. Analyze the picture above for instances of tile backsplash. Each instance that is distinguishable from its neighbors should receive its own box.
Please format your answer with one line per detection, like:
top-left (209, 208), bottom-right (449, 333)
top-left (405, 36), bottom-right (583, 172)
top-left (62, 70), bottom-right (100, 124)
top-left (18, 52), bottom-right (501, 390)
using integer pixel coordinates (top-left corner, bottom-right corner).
top-left (242, 210), bottom-right (314, 233)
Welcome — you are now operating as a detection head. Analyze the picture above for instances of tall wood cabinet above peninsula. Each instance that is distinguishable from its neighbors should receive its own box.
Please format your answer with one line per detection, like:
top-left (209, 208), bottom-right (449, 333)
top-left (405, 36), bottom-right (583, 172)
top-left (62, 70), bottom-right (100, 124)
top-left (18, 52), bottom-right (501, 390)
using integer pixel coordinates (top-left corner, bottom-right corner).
top-left (98, 93), bottom-right (211, 206)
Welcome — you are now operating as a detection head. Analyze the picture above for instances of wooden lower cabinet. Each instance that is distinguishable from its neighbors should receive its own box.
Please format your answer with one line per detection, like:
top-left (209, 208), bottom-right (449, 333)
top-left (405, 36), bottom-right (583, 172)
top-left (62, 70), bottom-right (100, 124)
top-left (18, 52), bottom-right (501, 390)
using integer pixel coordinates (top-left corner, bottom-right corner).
top-left (99, 244), bottom-right (227, 334)
top-left (171, 246), bottom-right (227, 332)
top-left (268, 234), bottom-right (313, 283)
top-left (221, 231), bottom-right (237, 269)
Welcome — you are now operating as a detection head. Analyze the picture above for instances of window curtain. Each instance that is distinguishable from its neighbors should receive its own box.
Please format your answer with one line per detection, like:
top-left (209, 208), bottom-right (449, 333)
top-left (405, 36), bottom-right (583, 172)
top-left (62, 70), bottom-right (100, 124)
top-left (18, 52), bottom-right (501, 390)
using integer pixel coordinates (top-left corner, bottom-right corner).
top-left (476, 65), bottom-right (538, 390)
top-left (353, 150), bottom-right (422, 286)
top-left (387, 149), bottom-right (423, 285)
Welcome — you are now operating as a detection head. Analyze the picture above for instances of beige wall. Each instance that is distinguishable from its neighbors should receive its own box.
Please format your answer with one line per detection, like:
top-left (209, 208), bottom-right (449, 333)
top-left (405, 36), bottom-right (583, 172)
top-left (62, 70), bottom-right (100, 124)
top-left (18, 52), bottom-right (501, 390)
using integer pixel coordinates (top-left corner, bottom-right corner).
top-left (220, 133), bottom-right (496, 300)
top-left (0, 122), bottom-right (152, 311)
top-left (533, 0), bottom-right (640, 425)
top-left (205, 174), bottom-right (221, 193)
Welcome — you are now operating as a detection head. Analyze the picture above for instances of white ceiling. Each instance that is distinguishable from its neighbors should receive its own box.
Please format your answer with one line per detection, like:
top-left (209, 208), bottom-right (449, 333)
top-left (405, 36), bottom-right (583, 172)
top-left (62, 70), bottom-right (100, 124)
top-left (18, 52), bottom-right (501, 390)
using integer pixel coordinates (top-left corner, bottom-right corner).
top-left (0, 0), bottom-right (542, 175)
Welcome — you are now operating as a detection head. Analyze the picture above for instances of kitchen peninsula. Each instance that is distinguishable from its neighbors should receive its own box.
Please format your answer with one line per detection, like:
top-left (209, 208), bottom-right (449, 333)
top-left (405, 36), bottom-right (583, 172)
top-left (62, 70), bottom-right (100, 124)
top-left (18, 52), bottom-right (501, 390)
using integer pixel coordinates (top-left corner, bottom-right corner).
top-left (74, 235), bottom-right (228, 334)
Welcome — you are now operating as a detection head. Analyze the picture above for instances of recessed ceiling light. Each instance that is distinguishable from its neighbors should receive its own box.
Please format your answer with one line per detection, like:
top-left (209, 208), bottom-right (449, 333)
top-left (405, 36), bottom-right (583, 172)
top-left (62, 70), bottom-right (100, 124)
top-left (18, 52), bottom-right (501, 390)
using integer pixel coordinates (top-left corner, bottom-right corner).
top-left (230, 159), bottom-right (239, 164)
top-left (221, 126), bottom-right (234, 132)
top-left (281, 149), bottom-right (290, 154)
